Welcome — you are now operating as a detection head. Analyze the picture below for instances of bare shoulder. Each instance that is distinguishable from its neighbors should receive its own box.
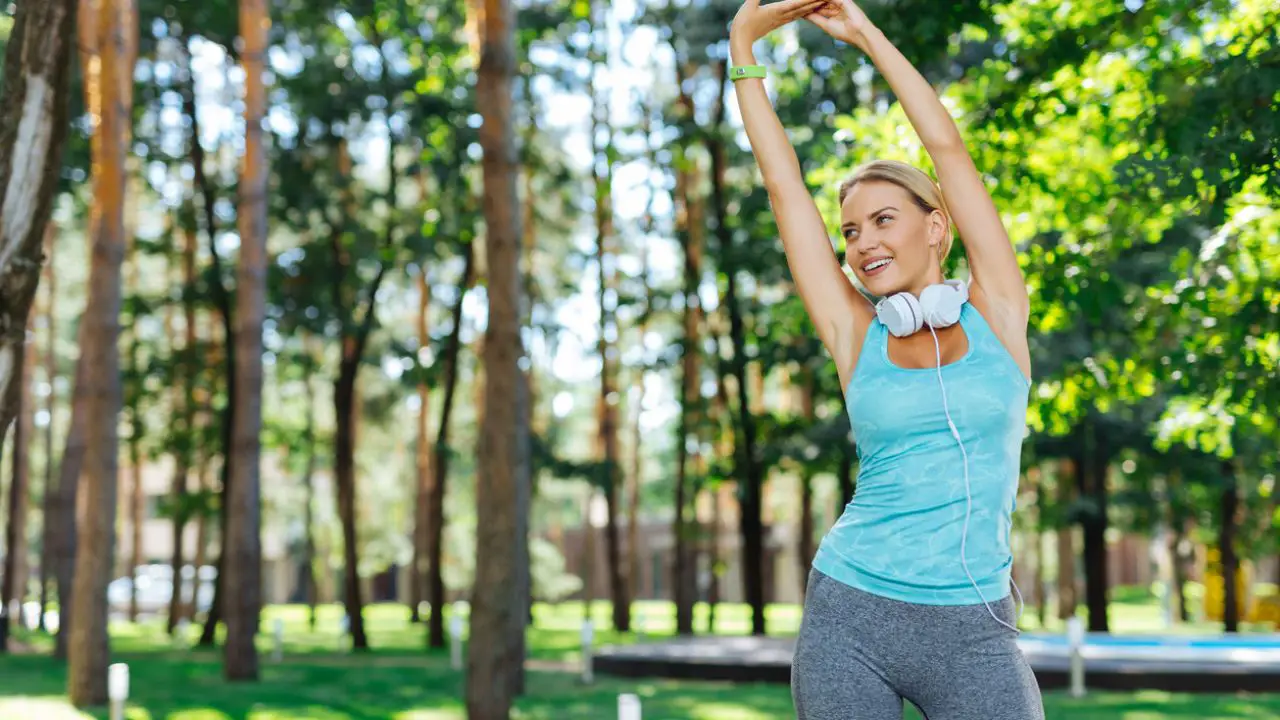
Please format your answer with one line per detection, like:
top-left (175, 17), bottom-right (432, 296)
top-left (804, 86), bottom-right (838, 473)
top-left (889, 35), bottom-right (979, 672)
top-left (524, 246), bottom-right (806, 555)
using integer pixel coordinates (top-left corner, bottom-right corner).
top-left (967, 281), bottom-right (1032, 381)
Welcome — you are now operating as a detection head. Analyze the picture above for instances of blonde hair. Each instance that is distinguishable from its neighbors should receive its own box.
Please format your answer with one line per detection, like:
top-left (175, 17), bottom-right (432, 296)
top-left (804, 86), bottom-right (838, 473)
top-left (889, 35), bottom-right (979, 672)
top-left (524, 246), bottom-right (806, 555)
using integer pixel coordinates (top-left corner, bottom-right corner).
top-left (838, 159), bottom-right (954, 261)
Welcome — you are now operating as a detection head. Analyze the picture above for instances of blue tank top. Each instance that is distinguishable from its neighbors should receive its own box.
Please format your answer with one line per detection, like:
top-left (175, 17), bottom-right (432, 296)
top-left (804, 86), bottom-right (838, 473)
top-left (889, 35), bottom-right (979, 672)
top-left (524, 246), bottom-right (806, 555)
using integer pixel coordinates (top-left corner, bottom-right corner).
top-left (812, 301), bottom-right (1030, 605)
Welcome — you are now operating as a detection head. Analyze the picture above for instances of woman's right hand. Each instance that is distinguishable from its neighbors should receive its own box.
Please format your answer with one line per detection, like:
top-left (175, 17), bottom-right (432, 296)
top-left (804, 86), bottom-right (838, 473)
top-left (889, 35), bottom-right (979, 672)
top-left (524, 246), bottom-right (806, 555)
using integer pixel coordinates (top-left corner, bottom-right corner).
top-left (730, 0), bottom-right (831, 51)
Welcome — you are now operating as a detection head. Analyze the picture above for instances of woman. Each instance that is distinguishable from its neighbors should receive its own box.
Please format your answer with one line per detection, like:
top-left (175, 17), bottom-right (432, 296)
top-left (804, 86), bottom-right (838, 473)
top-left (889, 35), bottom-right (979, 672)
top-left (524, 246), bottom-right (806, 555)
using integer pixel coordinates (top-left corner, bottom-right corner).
top-left (728, 1), bottom-right (1044, 718)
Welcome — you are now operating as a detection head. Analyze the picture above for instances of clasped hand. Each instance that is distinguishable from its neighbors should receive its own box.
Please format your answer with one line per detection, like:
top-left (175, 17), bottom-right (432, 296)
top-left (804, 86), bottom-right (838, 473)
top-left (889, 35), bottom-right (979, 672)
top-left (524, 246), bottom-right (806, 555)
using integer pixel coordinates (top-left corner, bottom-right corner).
top-left (730, 0), bottom-right (874, 51)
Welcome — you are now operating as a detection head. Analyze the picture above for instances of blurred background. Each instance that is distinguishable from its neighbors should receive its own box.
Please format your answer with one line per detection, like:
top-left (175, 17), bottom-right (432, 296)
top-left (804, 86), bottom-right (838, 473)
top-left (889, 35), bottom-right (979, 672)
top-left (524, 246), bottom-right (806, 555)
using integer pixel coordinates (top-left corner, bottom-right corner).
top-left (0, 0), bottom-right (1276, 718)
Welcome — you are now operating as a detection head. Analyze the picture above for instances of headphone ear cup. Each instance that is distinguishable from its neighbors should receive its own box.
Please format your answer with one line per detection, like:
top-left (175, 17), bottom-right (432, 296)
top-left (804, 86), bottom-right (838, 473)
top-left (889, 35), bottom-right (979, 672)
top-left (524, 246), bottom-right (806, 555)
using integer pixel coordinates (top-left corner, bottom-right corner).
top-left (919, 282), bottom-right (964, 328)
top-left (877, 292), bottom-right (922, 337)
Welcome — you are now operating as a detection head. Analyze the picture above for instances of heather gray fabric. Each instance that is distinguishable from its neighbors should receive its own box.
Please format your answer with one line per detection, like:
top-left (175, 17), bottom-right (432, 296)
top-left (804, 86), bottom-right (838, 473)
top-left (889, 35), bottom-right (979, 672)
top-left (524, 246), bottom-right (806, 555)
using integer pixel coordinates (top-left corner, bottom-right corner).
top-left (792, 568), bottom-right (1044, 720)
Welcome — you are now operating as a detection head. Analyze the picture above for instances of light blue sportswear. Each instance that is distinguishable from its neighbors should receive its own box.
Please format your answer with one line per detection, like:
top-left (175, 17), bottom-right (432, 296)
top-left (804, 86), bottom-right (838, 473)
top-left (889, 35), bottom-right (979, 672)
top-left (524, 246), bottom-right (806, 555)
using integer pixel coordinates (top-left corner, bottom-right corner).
top-left (812, 301), bottom-right (1031, 605)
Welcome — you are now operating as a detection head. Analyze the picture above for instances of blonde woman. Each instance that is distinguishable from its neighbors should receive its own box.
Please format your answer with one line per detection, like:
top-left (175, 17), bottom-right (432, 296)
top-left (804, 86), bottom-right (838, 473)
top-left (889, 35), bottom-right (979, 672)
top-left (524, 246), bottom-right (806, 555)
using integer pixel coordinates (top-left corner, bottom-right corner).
top-left (729, 1), bottom-right (1043, 718)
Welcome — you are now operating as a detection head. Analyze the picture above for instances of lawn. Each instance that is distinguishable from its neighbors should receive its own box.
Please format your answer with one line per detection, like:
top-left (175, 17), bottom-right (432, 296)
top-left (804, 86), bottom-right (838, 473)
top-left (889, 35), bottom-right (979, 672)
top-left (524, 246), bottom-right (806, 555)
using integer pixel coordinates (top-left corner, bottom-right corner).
top-left (0, 600), bottom-right (1275, 720)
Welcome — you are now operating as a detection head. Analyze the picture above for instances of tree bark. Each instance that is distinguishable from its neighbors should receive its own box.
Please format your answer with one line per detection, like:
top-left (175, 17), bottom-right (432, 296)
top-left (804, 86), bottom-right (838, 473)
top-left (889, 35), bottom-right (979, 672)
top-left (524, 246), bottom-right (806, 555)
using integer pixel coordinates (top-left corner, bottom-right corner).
top-left (671, 62), bottom-right (701, 637)
top-left (1056, 457), bottom-right (1077, 620)
top-left (222, 0), bottom-right (269, 681)
top-left (167, 221), bottom-right (199, 634)
top-left (1219, 460), bottom-right (1239, 633)
top-left (68, 0), bottom-right (135, 705)
top-left (37, 224), bottom-right (56, 633)
top-left (410, 270), bottom-right (431, 624)
top-left (0, 0), bottom-right (78, 442)
top-left (2, 308), bottom-right (34, 618)
top-left (1077, 422), bottom-right (1110, 633)
top-left (467, 0), bottom-right (531, 712)
top-left (707, 61), bottom-right (765, 636)
top-left (427, 241), bottom-right (473, 649)
top-left (186, 37), bottom-right (238, 649)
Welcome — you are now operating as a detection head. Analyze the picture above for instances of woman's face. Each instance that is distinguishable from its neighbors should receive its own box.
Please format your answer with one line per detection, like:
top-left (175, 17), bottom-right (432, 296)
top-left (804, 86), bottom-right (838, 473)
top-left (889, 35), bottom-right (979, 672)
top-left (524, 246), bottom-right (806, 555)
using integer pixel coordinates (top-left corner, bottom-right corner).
top-left (840, 180), bottom-right (944, 298)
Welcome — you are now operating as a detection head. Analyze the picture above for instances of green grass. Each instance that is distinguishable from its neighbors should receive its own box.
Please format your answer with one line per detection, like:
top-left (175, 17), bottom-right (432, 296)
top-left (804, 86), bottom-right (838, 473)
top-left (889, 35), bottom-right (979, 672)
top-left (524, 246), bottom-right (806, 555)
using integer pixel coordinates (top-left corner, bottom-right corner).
top-left (0, 601), bottom-right (1275, 719)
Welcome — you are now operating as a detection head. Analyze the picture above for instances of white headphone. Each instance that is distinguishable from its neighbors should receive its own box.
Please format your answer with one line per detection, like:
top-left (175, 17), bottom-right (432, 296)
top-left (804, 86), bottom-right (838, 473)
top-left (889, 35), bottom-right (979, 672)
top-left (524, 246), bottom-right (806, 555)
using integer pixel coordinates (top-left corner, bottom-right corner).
top-left (876, 277), bottom-right (1025, 632)
top-left (875, 279), bottom-right (969, 337)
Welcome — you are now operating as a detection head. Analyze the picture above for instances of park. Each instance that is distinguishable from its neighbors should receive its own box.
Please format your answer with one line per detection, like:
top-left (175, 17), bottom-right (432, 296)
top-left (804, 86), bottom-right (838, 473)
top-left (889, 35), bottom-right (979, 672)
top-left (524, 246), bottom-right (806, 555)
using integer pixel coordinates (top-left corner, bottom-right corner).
top-left (0, 0), bottom-right (1277, 718)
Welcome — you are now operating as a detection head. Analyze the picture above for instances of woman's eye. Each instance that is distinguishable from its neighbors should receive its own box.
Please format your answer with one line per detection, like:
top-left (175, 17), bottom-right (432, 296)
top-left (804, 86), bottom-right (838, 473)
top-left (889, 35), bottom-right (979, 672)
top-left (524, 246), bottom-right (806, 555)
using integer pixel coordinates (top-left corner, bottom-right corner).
top-left (877, 215), bottom-right (891, 224)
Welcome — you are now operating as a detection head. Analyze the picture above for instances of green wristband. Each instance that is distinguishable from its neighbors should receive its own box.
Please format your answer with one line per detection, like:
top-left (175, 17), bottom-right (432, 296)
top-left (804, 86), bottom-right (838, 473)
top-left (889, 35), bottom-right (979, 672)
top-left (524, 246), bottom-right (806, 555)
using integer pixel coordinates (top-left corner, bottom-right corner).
top-left (729, 65), bottom-right (767, 81)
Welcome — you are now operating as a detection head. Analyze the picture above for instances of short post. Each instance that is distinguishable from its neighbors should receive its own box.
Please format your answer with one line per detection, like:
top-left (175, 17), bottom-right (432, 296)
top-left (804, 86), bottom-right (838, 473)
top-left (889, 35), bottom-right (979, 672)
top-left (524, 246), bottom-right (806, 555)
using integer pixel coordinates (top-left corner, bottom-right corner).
top-left (450, 609), bottom-right (464, 671)
top-left (272, 618), bottom-right (284, 662)
top-left (581, 618), bottom-right (594, 684)
top-left (107, 663), bottom-right (129, 720)
top-left (618, 692), bottom-right (641, 720)
top-left (174, 618), bottom-right (190, 649)
top-left (1066, 616), bottom-right (1085, 698)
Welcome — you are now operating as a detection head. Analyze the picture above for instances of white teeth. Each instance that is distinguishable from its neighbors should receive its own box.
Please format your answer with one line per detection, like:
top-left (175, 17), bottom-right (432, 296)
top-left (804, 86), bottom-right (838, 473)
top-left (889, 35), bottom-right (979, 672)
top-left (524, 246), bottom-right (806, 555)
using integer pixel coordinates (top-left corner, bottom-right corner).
top-left (864, 258), bottom-right (891, 272)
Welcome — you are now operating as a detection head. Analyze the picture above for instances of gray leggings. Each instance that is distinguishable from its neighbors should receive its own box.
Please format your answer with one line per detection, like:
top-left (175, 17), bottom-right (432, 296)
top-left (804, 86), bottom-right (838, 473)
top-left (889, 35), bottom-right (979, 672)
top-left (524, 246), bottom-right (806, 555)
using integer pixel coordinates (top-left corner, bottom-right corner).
top-left (792, 569), bottom-right (1045, 720)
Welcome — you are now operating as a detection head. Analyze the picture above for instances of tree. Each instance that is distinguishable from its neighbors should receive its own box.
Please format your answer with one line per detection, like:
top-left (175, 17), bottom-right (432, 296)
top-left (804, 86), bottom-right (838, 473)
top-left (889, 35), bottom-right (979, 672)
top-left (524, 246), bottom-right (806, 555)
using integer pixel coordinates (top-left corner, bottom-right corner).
top-left (222, 0), bottom-right (270, 681)
top-left (1, 306), bottom-right (34, 620)
top-left (68, 0), bottom-right (137, 706)
top-left (0, 0), bottom-right (77, 446)
top-left (466, 0), bottom-right (531, 714)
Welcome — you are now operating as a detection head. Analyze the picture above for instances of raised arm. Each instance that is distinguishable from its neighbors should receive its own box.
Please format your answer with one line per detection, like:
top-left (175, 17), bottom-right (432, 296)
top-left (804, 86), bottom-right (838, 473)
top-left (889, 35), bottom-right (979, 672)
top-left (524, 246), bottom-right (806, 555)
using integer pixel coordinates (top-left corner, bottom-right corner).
top-left (807, 1), bottom-right (1029, 330)
top-left (729, 0), bottom-right (872, 369)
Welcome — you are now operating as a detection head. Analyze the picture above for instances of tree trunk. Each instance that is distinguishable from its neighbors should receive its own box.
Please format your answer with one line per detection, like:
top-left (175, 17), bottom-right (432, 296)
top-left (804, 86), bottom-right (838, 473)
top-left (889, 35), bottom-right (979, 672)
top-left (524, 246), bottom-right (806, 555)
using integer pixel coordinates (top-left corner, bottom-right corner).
top-left (0, 0), bottom-right (78, 442)
top-left (223, 0), bottom-right (269, 680)
top-left (167, 221), bottom-right (198, 634)
top-left (51, 311), bottom-right (88, 660)
top-left (1056, 457), bottom-right (1077, 620)
top-left (125, 226), bottom-right (143, 625)
top-left (68, 0), bottom-right (136, 705)
top-left (37, 224), bottom-right (56, 633)
top-left (427, 241), bottom-right (474, 649)
top-left (1167, 468), bottom-right (1189, 623)
top-left (410, 270), bottom-right (431, 624)
top-left (671, 62), bottom-right (701, 637)
top-left (188, 450), bottom-right (210, 623)
top-left (467, 0), bottom-right (531, 711)
top-left (707, 61), bottom-right (765, 636)
top-left (187, 37), bottom-right (238, 648)
top-left (2, 309), bottom-right (34, 618)
top-left (797, 371), bottom-right (816, 597)
top-left (1219, 460), bottom-right (1239, 633)
top-left (1032, 466), bottom-right (1046, 628)
top-left (626, 249), bottom-right (651, 608)
top-left (1077, 422), bottom-right (1110, 633)
top-left (301, 341), bottom-right (319, 632)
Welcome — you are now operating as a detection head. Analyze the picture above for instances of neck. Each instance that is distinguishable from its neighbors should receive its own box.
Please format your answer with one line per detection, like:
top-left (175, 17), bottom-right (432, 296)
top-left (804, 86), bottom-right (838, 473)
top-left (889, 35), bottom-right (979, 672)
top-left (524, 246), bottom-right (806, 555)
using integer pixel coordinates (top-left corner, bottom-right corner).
top-left (906, 269), bottom-right (946, 297)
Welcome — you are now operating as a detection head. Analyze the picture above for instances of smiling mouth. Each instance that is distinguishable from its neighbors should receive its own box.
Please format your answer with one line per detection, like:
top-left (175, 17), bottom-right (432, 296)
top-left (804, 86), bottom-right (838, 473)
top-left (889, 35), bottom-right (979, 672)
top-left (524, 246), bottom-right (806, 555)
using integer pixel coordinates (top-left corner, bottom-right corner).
top-left (862, 258), bottom-right (892, 276)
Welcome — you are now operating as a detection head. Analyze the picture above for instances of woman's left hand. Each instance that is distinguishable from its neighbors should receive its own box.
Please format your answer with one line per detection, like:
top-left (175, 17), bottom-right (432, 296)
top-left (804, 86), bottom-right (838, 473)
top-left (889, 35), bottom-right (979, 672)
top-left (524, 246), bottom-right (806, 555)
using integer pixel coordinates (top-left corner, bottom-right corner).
top-left (804, 0), bottom-right (875, 48)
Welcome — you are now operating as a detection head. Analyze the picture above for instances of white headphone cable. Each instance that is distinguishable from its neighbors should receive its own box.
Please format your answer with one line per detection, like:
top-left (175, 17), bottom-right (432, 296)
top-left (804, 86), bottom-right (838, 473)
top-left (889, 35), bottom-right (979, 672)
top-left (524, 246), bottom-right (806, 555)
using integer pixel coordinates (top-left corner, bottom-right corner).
top-left (928, 324), bottom-right (1024, 634)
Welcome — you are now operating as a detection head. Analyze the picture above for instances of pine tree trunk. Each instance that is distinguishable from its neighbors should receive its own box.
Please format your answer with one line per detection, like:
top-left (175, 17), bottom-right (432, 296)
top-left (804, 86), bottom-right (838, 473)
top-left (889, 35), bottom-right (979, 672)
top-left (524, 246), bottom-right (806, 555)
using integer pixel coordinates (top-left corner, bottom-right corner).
top-left (187, 36), bottom-right (238, 648)
top-left (707, 61), bottom-right (765, 636)
top-left (68, 0), bottom-right (136, 705)
top-left (301, 342), bottom-right (319, 631)
top-left (37, 224), bottom-right (56, 633)
top-left (2, 310), bottom-right (34, 617)
top-left (426, 240), bottom-right (473, 649)
top-left (167, 222), bottom-right (198, 634)
top-left (126, 230), bottom-right (143, 625)
top-left (1219, 460), bottom-right (1239, 633)
top-left (223, 0), bottom-right (269, 680)
top-left (1056, 457), bottom-right (1077, 620)
top-left (0, 0), bottom-right (78, 442)
top-left (410, 269), bottom-right (431, 623)
top-left (671, 62), bottom-right (701, 636)
top-left (1078, 422), bottom-right (1110, 633)
top-left (467, 0), bottom-right (531, 710)
top-left (797, 371), bottom-right (815, 597)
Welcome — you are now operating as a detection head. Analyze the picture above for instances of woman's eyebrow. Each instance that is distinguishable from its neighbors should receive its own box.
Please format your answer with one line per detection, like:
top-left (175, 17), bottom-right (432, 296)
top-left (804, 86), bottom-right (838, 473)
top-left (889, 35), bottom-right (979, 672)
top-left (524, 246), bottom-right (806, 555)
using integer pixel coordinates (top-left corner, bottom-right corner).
top-left (841, 205), bottom-right (898, 229)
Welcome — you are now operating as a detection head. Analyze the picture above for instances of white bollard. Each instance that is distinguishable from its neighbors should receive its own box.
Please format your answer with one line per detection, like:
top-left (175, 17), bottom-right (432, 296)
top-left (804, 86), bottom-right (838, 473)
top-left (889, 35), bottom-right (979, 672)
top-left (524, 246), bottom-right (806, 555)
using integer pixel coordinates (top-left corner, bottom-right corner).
top-left (272, 618), bottom-right (284, 662)
top-left (450, 611), bottom-right (464, 671)
top-left (618, 693), bottom-right (641, 720)
top-left (107, 663), bottom-right (129, 720)
top-left (1066, 616), bottom-right (1085, 698)
top-left (174, 618), bottom-right (190, 649)
top-left (581, 618), bottom-right (594, 684)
